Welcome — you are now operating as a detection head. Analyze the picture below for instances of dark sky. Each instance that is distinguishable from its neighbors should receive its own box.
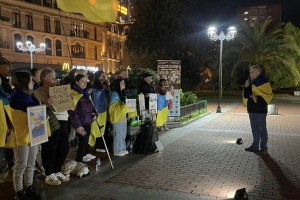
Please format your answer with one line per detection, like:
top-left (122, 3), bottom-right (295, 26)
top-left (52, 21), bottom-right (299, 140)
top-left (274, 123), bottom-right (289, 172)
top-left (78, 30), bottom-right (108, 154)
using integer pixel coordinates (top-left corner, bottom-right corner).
top-left (185, 0), bottom-right (300, 29)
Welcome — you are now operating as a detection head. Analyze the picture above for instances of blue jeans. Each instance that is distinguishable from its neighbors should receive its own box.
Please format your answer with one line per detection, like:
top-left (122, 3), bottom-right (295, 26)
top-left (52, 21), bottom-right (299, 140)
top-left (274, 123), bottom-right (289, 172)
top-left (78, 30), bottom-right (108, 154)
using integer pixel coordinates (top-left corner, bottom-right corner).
top-left (113, 122), bottom-right (127, 154)
top-left (249, 113), bottom-right (268, 150)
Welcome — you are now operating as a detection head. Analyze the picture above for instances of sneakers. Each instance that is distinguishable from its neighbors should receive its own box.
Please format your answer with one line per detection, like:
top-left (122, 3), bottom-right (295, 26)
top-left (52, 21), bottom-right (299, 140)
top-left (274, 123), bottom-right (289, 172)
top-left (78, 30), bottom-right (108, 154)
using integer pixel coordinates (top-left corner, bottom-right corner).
top-left (114, 152), bottom-right (125, 156)
top-left (45, 173), bottom-right (61, 186)
top-left (245, 146), bottom-right (259, 152)
top-left (123, 150), bottom-right (129, 155)
top-left (14, 189), bottom-right (30, 200)
top-left (55, 172), bottom-right (70, 182)
top-left (164, 127), bottom-right (171, 131)
top-left (84, 154), bottom-right (96, 159)
top-left (82, 154), bottom-right (96, 162)
top-left (96, 148), bottom-right (106, 153)
top-left (26, 185), bottom-right (41, 200)
top-left (82, 157), bottom-right (91, 162)
top-left (257, 149), bottom-right (268, 155)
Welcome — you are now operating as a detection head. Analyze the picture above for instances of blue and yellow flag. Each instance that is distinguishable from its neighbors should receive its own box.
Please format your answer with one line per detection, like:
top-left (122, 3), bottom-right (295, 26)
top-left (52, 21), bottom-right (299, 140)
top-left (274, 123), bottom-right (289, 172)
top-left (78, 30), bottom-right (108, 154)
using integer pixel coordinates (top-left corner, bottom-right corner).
top-left (57, 0), bottom-right (119, 22)
top-left (156, 94), bottom-right (169, 127)
top-left (109, 91), bottom-right (129, 124)
top-left (92, 89), bottom-right (107, 137)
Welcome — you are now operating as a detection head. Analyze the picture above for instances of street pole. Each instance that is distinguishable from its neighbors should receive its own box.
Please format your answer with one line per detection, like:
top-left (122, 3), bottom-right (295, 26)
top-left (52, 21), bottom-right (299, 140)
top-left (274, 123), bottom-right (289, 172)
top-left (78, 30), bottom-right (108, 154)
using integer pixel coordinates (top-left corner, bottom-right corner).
top-left (207, 27), bottom-right (237, 113)
top-left (16, 41), bottom-right (46, 69)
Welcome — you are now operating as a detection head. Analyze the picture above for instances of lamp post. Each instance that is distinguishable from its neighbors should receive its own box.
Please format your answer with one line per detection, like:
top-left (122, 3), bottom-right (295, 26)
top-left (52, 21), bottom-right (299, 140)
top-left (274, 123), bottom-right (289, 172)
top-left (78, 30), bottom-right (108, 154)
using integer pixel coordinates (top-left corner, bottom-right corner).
top-left (16, 41), bottom-right (46, 69)
top-left (207, 26), bottom-right (237, 113)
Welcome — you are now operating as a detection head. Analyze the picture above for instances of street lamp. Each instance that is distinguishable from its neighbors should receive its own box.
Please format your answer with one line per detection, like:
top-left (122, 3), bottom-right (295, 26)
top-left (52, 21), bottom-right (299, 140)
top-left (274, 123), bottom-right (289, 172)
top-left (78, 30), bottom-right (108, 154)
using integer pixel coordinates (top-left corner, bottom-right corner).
top-left (16, 41), bottom-right (46, 69)
top-left (207, 26), bottom-right (237, 113)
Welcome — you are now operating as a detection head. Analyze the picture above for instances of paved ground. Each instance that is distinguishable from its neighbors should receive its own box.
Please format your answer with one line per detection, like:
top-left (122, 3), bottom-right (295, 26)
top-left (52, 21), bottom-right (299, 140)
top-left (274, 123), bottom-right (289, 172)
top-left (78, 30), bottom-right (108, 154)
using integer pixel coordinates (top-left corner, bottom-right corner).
top-left (1, 96), bottom-right (300, 200)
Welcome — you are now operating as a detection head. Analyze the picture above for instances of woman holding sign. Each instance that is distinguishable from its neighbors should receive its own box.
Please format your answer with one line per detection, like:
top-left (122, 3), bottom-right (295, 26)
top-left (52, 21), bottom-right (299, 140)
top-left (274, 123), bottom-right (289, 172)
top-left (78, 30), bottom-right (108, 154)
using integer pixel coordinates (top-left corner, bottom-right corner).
top-left (9, 72), bottom-right (42, 200)
top-left (34, 67), bottom-right (69, 186)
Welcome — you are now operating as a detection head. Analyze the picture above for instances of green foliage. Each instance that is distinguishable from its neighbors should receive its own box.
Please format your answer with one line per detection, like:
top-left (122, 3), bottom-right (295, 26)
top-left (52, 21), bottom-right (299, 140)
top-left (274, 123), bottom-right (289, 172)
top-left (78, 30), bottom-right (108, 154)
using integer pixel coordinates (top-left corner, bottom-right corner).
top-left (227, 20), bottom-right (300, 88)
top-left (180, 109), bottom-right (207, 123)
top-left (180, 90), bottom-right (197, 106)
top-left (128, 67), bottom-right (157, 89)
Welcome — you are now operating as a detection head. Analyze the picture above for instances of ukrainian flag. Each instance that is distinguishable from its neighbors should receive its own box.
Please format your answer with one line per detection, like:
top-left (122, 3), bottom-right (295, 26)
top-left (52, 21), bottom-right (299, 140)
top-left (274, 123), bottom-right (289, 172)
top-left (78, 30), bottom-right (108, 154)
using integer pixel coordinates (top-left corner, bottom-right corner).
top-left (109, 91), bottom-right (129, 124)
top-left (156, 94), bottom-right (169, 127)
top-left (71, 90), bottom-right (100, 146)
top-left (57, 0), bottom-right (119, 22)
top-left (243, 75), bottom-right (273, 107)
top-left (0, 100), bottom-right (9, 147)
top-left (92, 89), bottom-right (107, 137)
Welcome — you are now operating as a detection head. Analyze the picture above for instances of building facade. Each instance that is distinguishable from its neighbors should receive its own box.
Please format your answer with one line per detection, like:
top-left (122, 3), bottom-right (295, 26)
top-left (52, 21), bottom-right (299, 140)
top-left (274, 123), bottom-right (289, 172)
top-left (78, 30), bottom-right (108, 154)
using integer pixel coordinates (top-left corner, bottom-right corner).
top-left (237, 4), bottom-right (281, 28)
top-left (0, 0), bottom-right (130, 73)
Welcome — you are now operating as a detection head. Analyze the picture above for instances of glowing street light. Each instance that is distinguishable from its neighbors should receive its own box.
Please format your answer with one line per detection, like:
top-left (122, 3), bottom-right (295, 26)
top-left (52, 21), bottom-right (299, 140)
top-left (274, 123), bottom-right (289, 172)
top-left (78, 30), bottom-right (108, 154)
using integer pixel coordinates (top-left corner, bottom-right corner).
top-left (207, 26), bottom-right (237, 113)
top-left (16, 41), bottom-right (46, 69)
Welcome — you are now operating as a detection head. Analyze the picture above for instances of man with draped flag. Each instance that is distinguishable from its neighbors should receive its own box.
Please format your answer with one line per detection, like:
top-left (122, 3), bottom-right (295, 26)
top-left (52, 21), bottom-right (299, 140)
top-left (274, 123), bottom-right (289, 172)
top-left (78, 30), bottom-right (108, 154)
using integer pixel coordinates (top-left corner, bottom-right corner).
top-left (243, 65), bottom-right (273, 155)
top-left (56, 0), bottom-right (119, 22)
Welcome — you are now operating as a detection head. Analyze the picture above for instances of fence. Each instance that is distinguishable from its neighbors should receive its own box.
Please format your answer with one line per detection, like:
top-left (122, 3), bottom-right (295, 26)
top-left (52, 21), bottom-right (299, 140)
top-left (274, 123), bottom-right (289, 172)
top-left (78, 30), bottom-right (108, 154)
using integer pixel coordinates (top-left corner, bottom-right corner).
top-left (180, 100), bottom-right (207, 118)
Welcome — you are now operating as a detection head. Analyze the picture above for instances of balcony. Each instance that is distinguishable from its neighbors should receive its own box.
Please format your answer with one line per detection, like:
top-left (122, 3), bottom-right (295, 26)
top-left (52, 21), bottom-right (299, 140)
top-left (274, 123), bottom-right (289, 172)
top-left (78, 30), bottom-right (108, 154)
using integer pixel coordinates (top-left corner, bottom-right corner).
top-left (0, 42), bottom-right (9, 49)
top-left (0, 16), bottom-right (10, 22)
top-left (13, 22), bottom-right (21, 28)
top-left (70, 30), bottom-right (89, 39)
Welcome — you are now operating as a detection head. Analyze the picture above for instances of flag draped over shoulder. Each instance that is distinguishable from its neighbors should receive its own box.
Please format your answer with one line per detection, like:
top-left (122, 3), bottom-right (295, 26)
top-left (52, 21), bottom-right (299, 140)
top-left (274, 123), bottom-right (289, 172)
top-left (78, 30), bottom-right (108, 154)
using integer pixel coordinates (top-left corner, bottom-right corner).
top-left (242, 75), bottom-right (273, 107)
top-left (56, 0), bottom-right (119, 22)
top-left (0, 100), bottom-right (8, 147)
top-left (92, 89), bottom-right (107, 137)
top-left (71, 90), bottom-right (100, 146)
top-left (109, 91), bottom-right (129, 124)
top-left (156, 94), bottom-right (168, 127)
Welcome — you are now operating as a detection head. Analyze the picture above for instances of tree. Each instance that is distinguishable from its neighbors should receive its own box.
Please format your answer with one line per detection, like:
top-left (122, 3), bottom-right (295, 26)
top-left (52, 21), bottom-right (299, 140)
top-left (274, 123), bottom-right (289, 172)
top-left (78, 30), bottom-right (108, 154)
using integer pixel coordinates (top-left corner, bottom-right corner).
top-left (228, 20), bottom-right (300, 89)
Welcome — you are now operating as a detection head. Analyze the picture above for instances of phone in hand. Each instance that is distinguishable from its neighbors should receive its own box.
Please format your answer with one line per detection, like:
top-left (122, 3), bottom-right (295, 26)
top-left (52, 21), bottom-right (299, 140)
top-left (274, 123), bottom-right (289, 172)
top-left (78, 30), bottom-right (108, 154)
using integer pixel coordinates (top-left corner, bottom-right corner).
top-left (81, 130), bottom-right (87, 136)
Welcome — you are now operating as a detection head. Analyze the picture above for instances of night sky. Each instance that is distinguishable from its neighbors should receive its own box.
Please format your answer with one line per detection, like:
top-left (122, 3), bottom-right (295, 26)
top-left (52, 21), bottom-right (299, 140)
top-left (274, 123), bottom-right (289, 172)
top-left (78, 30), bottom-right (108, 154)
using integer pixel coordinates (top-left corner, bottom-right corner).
top-left (185, 0), bottom-right (300, 29)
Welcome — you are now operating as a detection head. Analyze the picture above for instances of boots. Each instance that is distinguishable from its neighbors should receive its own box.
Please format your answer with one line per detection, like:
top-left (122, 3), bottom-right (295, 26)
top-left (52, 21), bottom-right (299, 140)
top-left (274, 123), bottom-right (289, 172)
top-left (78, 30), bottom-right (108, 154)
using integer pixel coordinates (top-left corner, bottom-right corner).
top-left (26, 185), bottom-right (42, 200)
top-left (14, 190), bottom-right (30, 200)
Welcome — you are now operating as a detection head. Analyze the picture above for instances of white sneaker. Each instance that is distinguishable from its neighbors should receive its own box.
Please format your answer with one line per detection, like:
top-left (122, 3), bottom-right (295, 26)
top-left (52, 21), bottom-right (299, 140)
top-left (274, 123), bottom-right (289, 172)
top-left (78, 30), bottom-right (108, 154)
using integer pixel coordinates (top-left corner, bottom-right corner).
top-left (122, 150), bottom-right (129, 155)
top-left (45, 173), bottom-right (61, 185)
top-left (114, 152), bottom-right (125, 156)
top-left (85, 154), bottom-right (96, 159)
top-left (96, 149), bottom-right (106, 153)
top-left (159, 127), bottom-right (164, 131)
top-left (55, 172), bottom-right (70, 182)
top-left (82, 157), bottom-right (91, 162)
top-left (164, 127), bottom-right (171, 131)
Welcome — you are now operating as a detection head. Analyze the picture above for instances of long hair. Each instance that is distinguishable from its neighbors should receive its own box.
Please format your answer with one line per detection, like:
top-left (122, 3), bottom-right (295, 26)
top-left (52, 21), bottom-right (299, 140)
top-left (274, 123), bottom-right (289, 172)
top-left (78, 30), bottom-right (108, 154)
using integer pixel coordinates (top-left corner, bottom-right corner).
top-left (113, 78), bottom-right (126, 102)
top-left (10, 71), bottom-right (32, 95)
top-left (92, 70), bottom-right (104, 88)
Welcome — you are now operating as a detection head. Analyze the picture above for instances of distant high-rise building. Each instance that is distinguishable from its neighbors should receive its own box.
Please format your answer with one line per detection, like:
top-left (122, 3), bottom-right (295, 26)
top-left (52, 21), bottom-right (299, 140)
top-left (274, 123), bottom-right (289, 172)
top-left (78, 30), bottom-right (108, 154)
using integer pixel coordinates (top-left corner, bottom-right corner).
top-left (237, 4), bottom-right (281, 27)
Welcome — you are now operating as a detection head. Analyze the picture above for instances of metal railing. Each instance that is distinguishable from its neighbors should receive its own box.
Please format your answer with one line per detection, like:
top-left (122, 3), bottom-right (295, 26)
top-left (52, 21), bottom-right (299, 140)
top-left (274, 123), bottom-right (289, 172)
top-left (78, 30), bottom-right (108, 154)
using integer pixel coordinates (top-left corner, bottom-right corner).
top-left (180, 100), bottom-right (207, 118)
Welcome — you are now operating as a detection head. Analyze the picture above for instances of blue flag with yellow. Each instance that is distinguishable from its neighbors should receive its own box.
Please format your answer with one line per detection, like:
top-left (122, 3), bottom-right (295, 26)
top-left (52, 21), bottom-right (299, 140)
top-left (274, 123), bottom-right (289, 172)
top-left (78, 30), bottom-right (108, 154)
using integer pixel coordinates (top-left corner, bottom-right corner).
top-left (92, 89), bottom-right (107, 137)
top-left (156, 94), bottom-right (169, 127)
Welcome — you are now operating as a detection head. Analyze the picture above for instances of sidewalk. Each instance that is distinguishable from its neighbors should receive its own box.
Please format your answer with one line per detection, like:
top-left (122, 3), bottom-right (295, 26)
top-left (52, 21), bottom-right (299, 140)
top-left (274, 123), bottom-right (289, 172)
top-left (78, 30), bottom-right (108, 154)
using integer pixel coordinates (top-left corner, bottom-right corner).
top-left (1, 96), bottom-right (300, 200)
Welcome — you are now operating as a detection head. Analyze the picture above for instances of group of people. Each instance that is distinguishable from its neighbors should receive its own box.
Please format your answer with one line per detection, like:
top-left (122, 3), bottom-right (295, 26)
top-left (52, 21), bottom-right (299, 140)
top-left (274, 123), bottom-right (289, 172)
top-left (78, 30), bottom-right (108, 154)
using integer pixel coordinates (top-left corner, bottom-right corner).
top-left (0, 64), bottom-right (171, 200)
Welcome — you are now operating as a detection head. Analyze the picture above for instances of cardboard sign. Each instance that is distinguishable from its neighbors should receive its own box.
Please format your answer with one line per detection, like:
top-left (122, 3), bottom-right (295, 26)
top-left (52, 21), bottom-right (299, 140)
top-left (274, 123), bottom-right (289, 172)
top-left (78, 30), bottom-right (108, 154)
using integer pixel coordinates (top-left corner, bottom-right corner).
top-left (126, 99), bottom-right (136, 112)
top-left (149, 93), bottom-right (157, 113)
top-left (49, 85), bottom-right (74, 112)
top-left (138, 93), bottom-right (145, 114)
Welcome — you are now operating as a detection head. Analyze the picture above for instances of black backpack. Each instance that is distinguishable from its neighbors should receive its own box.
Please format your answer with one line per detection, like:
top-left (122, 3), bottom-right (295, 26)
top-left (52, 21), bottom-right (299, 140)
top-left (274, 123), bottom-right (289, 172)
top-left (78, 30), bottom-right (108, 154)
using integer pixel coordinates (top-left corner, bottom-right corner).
top-left (133, 119), bottom-right (158, 154)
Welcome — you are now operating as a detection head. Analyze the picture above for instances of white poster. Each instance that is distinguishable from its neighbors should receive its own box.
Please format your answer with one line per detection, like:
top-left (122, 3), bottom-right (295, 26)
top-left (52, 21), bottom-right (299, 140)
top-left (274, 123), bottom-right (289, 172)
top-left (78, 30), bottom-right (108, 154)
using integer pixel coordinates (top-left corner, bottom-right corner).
top-left (149, 93), bottom-right (158, 113)
top-left (138, 93), bottom-right (145, 114)
top-left (126, 99), bottom-right (136, 112)
top-left (168, 89), bottom-right (181, 117)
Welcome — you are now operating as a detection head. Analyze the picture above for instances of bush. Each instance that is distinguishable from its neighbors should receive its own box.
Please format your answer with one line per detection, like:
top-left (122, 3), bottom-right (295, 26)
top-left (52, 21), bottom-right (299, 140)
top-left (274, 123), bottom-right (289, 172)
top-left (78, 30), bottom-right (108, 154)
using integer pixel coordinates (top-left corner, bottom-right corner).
top-left (180, 90), bottom-right (197, 106)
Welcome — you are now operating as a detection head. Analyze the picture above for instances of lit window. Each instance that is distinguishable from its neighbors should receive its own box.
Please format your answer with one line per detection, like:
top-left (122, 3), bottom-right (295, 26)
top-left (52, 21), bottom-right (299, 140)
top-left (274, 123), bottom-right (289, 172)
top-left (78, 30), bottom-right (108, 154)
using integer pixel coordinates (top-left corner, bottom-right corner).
top-left (244, 18), bottom-right (248, 21)
top-left (244, 11), bottom-right (249, 15)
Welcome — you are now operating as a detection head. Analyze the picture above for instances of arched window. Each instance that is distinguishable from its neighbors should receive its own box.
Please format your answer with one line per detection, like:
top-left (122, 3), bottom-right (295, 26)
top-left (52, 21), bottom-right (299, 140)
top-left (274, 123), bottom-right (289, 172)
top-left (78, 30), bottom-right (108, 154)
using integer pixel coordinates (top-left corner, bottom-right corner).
top-left (45, 38), bottom-right (52, 55)
top-left (56, 40), bottom-right (62, 56)
top-left (26, 35), bottom-right (34, 44)
top-left (14, 33), bottom-right (22, 53)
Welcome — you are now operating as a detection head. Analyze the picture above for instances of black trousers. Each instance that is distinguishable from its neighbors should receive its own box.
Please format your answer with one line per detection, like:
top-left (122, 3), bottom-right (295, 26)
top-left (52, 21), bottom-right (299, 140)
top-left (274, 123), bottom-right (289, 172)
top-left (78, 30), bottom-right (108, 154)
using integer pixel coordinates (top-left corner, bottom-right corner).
top-left (95, 122), bottom-right (113, 150)
top-left (41, 120), bottom-right (69, 175)
top-left (76, 124), bottom-right (91, 162)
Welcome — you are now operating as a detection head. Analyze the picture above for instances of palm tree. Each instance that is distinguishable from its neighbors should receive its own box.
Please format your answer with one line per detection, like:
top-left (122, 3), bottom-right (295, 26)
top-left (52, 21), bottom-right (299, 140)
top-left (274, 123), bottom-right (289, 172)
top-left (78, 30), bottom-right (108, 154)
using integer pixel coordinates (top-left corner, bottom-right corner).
top-left (228, 20), bottom-right (300, 88)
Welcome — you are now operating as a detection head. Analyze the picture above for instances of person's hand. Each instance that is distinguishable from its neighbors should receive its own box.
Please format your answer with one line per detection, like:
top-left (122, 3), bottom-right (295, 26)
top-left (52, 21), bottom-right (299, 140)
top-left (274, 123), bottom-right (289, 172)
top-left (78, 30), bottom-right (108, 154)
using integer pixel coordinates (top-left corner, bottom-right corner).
top-left (245, 80), bottom-right (250, 88)
top-left (45, 97), bottom-right (54, 106)
top-left (120, 80), bottom-right (125, 90)
top-left (76, 127), bottom-right (85, 135)
top-left (5, 128), bottom-right (13, 142)
top-left (250, 95), bottom-right (257, 102)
